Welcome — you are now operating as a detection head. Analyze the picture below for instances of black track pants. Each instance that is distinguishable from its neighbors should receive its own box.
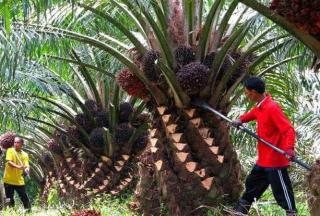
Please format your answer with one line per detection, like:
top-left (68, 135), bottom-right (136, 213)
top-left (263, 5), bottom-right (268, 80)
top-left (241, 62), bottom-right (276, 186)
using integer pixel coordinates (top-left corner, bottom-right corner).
top-left (241, 165), bottom-right (297, 214)
top-left (4, 183), bottom-right (31, 210)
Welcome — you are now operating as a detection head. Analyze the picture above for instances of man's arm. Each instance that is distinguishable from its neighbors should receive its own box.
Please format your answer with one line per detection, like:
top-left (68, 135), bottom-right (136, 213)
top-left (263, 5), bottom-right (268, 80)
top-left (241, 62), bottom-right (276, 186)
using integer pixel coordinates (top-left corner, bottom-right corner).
top-left (270, 105), bottom-right (295, 156)
top-left (239, 108), bottom-right (257, 123)
top-left (8, 160), bottom-right (24, 170)
top-left (24, 154), bottom-right (30, 173)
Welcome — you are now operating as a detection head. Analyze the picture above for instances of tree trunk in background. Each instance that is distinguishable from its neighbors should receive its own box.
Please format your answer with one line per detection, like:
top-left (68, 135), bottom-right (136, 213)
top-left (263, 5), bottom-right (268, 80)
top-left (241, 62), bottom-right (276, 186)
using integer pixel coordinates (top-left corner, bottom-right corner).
top-left (307, 160), bottom-right (320, 216)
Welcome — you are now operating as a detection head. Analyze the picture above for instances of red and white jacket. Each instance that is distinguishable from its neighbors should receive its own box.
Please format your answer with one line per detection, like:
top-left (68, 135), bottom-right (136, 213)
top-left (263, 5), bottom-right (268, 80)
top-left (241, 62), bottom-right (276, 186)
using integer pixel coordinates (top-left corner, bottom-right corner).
top-left (240, 94), bottom-right (295, 167)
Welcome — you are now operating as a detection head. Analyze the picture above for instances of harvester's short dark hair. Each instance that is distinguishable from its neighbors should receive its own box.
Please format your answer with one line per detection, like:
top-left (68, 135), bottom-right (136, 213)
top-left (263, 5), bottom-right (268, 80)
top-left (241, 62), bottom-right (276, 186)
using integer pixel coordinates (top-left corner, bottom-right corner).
top-left (244, 76), bottom-right (265, 94)
top-left (14, 136), bottom-right (24, 144)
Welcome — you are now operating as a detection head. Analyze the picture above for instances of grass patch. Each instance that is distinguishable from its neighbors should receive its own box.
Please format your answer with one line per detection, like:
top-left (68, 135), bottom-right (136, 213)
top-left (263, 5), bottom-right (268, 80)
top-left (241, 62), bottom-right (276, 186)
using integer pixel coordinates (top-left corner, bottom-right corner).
top-left (1, 185), bottom-right (311, 215)
top-left (1, 192), bottom-right (137, 216)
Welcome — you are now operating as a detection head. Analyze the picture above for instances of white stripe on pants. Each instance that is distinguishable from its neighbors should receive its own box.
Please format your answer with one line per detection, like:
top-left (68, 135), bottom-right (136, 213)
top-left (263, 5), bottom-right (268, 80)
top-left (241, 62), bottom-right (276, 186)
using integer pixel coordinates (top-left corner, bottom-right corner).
top-left (277, 170), bottom-right (292, 210)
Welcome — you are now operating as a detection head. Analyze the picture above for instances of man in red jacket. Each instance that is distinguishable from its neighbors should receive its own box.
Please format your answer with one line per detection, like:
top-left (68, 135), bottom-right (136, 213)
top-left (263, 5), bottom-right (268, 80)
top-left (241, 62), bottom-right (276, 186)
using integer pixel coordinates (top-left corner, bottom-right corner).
top-left (233, 77), bottom-right (297, 216)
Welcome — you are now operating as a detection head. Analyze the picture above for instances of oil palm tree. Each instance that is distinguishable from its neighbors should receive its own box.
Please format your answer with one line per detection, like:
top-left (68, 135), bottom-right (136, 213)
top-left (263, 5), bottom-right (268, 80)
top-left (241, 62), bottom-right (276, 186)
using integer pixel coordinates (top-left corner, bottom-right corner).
top-left (0, 17), bottom-right (150, 201)
top-left (67, 1), bottom-right (300, 214)
top-left (22, 50), bottom-right (150, 201)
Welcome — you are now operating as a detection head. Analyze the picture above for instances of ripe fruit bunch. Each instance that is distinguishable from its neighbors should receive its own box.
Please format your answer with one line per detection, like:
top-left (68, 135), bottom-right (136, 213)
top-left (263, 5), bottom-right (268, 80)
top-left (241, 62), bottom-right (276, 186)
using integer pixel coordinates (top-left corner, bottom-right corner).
top-left (0, 131), bottom-right (16, 149)
top-left (117, 69), bottom-right (149, 99)
top-left (270, 0), bottom-right (320, 38)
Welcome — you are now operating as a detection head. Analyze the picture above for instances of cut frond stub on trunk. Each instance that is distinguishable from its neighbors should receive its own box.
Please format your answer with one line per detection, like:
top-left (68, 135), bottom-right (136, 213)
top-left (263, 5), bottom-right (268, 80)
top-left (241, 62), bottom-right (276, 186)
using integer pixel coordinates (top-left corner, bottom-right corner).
top-left (198, 128), bottom-right (210, 138)
top-left (190, 118), bottom-right (202, 128)
top-left (116, 160), bottom-right (125, 166)
top-left (162, 114), bottom-right (172, 124)
top-left (175, 152), bottom-right (191, 163)
top-left (204, 138), bottom-right (214, 146)
top-left (171, 133), bottom-right (183, 142)
top-left (122, 155), bottom-right (130, 161)
top-left (201, 177), bottom-right (214, 190)
top-left (184, 109), bottom-right (196, 118)
top-left (210, 146), bottom-right (219, 154)
top-left (151, 147), bottom-right (158, 153)
top-left (167, 124), bottom-right (178, 133)
top-left (99, 185), bottom-right (106, 191)
top-left (217, 155), bottom-right (224, 163)
top-left (150, 138), bottom-right (159, 147)
top-left (157, 106), bottom-right (167, 115)
top-left (173, 142), bottom-right (189, 151)
top-left (110, 190), bottom-right (119, 195)
top-left (101, 156), bottom-right (112, 166)
top-left (115, 166), bottom-right (123, 172)
top-left (195, 169), bottom-right (206, 178)
top-left (150, 128), bottom-right (158, 138)
top-left (186, 162), bottom-right (198, 172)
top-left (155, 160), bottom-right (164, 171)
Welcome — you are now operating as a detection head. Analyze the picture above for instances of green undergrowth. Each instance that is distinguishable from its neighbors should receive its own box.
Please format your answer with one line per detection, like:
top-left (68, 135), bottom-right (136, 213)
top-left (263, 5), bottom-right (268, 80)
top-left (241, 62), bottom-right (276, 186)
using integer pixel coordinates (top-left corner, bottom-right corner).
top-left (1, 189), bottom-right (310, 216)
top-left (2, 191), bottom-right (137, 216)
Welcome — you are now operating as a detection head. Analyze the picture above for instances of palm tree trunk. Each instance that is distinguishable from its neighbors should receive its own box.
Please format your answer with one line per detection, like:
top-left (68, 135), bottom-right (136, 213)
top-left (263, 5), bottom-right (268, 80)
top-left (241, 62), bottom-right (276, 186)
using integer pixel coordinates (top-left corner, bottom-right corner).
top-left (137, 107), bottom-right (242, 215)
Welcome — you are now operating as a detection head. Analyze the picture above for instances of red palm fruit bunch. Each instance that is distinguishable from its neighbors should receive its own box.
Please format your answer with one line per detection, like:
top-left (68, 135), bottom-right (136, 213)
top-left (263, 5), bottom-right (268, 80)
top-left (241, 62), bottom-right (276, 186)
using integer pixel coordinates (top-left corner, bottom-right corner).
top-left (0, 131), bottom-right (16, 149)
top-left (70, 209), bottom-right (101, 216)
top-left (270, 0), bottom-right (320, 38)
top-left (117, 68), bottom-right (149, 99)
top-left (47, 139), bottom-right (63, 156)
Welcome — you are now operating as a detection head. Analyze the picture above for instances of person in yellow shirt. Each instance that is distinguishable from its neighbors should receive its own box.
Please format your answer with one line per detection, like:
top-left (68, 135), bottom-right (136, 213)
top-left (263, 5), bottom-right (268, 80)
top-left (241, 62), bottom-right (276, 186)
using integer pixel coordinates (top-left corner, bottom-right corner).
top-left (3, 137), bottom-right (31, 211)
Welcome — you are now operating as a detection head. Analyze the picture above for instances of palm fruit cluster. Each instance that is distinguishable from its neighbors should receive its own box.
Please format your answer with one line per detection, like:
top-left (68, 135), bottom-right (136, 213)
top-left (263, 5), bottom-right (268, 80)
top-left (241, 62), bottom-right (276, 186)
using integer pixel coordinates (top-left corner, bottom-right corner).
top-left (47, 139), bottom-right (63, 156)
top-left (117, 69), bottom-right (149, 99)
top-left (41, 100), bottom-right (150, 201)
top-left (0, 131), bottom-right (16, 149)
top-left (174, 45), bottom-right (195, 68)
top-left (70, 209), bottom-right (101, 216)
top-left (142, 50), bottom-right (161, 82)
top-left (270, 0), bottom-right (320, 39)
top-left (176, 62), bottom-right (209, 95)
top-left (118, 45), bottom-right (252, 100)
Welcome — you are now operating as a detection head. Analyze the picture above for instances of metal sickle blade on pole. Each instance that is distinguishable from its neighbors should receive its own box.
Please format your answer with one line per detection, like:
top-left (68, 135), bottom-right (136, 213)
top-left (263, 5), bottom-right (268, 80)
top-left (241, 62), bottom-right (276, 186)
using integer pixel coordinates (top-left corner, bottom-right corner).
top-left (191, 98), bottom-right (311, 171)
